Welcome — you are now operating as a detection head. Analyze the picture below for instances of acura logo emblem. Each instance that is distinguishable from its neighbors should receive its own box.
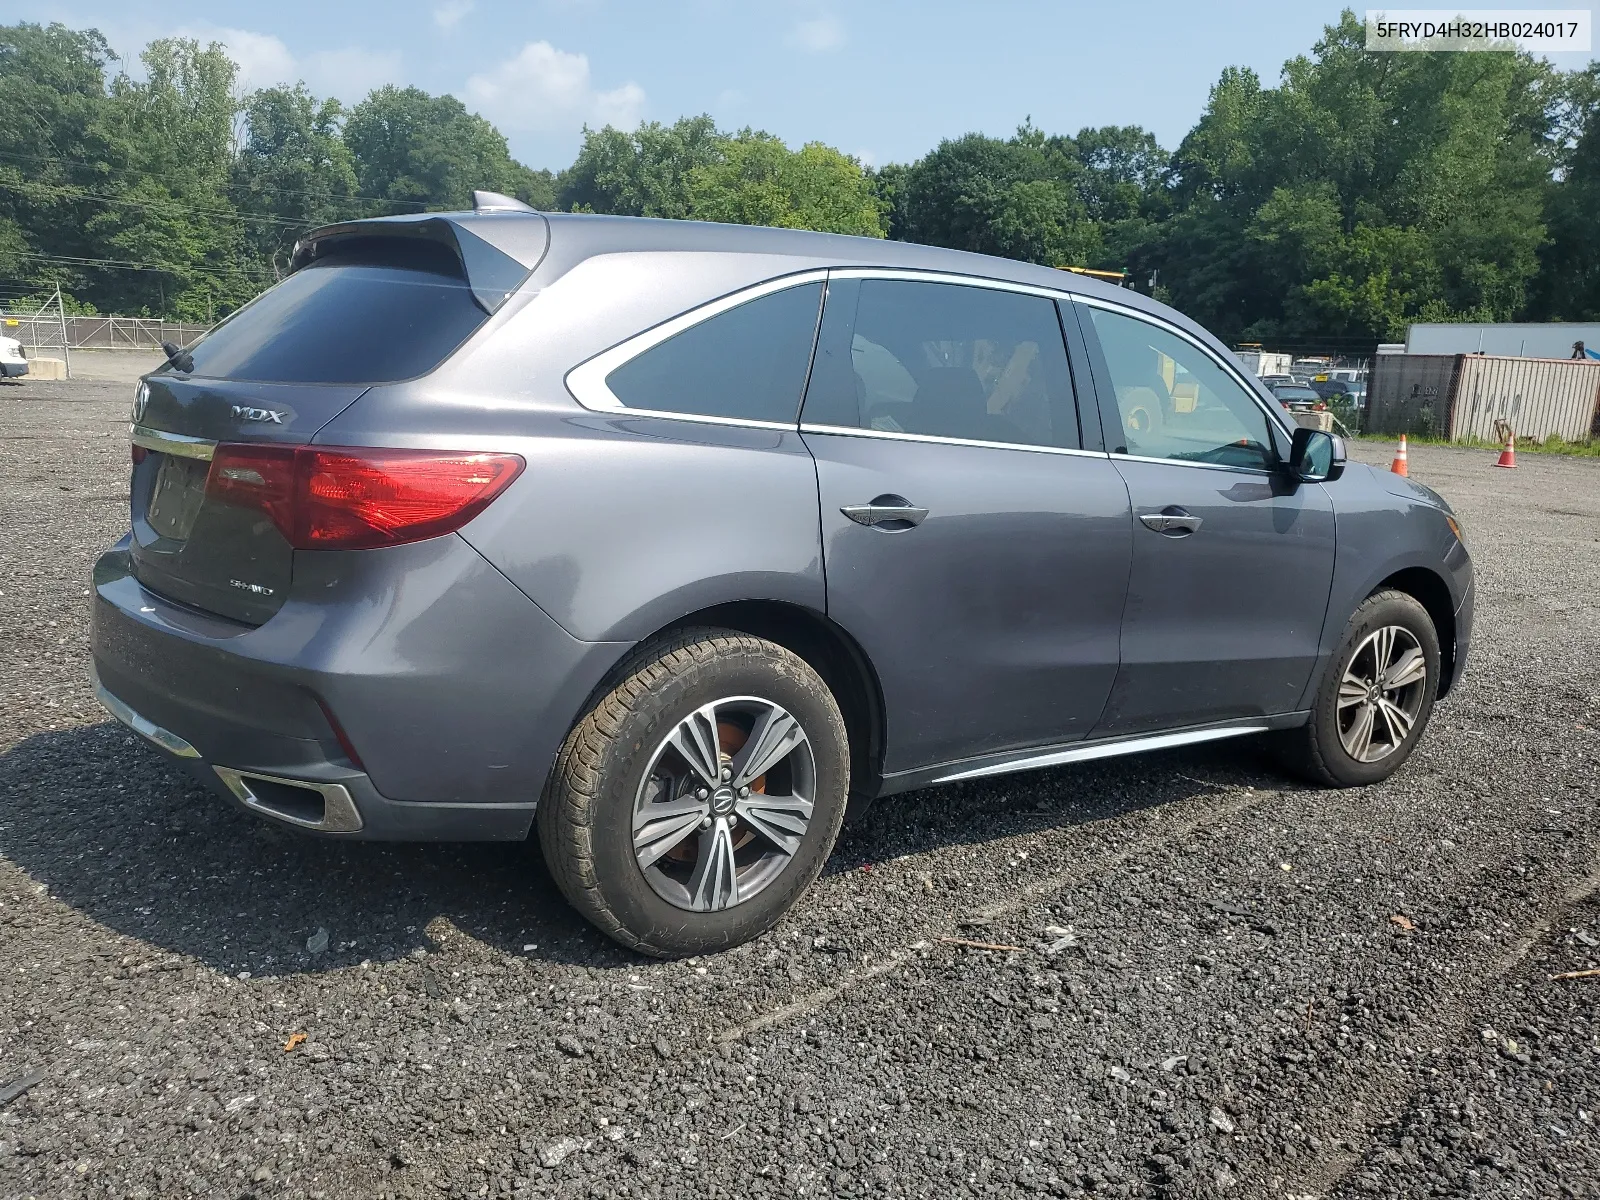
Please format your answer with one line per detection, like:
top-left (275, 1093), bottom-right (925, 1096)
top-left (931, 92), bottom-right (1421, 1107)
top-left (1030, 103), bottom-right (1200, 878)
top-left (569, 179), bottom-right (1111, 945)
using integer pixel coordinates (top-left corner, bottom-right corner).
top-left (132, 382), bottom-right (149, 423)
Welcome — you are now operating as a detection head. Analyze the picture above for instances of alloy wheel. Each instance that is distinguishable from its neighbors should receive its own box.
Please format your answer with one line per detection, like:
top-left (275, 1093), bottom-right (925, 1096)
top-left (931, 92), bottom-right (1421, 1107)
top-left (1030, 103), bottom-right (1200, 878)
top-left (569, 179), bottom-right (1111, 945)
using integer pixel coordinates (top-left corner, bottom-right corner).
top-left (1336, 625), bottom-right (1428, 763)
top-left (631, 696), bottom-right (816, 912)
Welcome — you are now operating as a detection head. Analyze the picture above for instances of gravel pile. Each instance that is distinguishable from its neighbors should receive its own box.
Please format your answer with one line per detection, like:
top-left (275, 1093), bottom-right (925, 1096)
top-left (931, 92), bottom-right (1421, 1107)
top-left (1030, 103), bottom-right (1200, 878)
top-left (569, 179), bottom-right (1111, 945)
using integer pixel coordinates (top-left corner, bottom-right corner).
top-left (1, 384), bottom-right (1596, 1198)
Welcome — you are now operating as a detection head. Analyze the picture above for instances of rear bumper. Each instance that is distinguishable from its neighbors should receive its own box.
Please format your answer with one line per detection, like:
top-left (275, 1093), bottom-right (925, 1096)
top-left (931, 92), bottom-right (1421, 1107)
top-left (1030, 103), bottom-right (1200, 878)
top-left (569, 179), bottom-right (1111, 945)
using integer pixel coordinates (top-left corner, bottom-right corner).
top-left (90, 534), bottom-right (628, 840)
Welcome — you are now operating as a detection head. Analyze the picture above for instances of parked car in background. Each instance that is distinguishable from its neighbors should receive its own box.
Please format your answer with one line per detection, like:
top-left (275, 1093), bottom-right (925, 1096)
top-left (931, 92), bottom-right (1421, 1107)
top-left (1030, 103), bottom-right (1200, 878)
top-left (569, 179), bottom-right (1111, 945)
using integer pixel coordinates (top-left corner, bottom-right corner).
top-left (1261, 373), bottom-right (1298, 389)
top-left (1272, 384), bottom-right (1325, 409)
top-left (0, 335), bottom-right (28, 378)
top-left (90, 196), bottom-right (1475, 956)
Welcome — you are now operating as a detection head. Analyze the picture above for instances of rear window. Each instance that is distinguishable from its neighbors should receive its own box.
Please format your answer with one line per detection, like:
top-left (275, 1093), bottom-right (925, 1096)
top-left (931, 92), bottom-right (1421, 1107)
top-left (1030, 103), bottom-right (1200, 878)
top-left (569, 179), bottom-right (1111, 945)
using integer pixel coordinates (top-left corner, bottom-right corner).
top-left (179, 240), bottom-right (488, 384)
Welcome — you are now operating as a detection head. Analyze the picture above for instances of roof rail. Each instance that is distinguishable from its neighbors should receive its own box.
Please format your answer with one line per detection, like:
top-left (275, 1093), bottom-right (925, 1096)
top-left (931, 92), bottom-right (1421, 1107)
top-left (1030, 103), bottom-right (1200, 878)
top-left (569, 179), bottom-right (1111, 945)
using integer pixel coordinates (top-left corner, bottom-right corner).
top-left (472, 190), bottom-right (537, 214)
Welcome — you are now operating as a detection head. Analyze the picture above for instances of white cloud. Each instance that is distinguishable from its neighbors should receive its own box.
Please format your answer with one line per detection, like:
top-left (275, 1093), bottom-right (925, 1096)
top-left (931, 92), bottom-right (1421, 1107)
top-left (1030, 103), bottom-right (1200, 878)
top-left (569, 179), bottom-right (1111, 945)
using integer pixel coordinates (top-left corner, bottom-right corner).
top-left (854, 148), bottom-right (878, 168)
top-left (169, 25), bottom-right (400, 102)
top-left (303, 47), bottom-right (404, 102)
top-left (787, 15), bottom-right (844, 52)
top-left (433, 0), bottom-right (474, 31)
top-left (464, 41), bottom-right (645, 133)
top-left (177, 26), bottom-right (296, 91)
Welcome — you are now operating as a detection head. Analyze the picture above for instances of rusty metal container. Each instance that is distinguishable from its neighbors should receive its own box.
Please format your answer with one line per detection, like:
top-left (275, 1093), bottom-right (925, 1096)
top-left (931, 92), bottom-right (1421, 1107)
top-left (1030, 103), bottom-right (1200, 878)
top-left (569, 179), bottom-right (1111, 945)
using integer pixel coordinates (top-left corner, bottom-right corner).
top-left (1367, 353), bottom-right (1600, 442)
top-left (1449, 355), bottom-right (1600, 442)
top-left (1367, 354), bottom-right (1460, 436)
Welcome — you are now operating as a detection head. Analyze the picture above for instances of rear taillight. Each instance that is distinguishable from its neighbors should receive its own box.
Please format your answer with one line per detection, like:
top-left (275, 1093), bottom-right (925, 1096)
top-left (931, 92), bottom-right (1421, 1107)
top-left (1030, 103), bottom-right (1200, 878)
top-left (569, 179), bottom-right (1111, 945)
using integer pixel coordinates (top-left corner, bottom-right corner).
top-left (205, 445), bottom-right (524, 550)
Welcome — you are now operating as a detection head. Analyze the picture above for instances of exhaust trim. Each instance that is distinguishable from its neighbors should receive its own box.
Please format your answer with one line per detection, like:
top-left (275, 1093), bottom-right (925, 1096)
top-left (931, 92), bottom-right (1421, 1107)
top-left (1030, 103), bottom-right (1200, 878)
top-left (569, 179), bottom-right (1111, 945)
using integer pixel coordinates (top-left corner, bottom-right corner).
top-left (213, 767), bottom-right (365, 833)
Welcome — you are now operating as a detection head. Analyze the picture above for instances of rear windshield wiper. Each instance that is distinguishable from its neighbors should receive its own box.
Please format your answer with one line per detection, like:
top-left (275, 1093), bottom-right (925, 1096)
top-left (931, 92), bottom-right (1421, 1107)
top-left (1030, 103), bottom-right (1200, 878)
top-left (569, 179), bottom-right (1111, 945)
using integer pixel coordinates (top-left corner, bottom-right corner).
top-left (161, 340), bottom-right (194, 373)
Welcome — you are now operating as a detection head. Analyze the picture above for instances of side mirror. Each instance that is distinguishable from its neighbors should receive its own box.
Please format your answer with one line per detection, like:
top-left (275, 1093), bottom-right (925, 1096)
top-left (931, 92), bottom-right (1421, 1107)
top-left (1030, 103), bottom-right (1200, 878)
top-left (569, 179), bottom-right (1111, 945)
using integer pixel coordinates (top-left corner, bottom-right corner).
top-left (1287, 427), bottom-right (1345, 482)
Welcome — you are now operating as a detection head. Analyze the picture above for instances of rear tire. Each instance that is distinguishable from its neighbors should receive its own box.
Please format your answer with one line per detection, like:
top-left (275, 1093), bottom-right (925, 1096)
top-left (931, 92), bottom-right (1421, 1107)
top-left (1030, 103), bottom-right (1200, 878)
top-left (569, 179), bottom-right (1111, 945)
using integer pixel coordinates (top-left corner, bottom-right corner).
top-left (1273, 589), bottom-right (1440, 787)
top-left (538, 628), bottom-right (849, 957)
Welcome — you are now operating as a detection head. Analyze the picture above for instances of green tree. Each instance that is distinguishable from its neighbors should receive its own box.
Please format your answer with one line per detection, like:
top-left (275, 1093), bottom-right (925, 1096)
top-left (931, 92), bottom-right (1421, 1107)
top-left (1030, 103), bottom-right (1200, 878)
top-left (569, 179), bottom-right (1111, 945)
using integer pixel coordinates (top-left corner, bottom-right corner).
top-left (93, 37), bottom-right (255, 319)
top-left (0, 23), bottom-right (115, 302)
top-left (896, 126), bottom-right (1099, 266)
top-left (685, 132), bottom-right (883, 236)
top-left (1154, 9), bottom-right (1560, 343)
top-left (233, 85), bottom-right (359, 274)
top-left (344, 85), bottom-right (540, 213)
top-left (1533, 64), bottom-right (1600, 319)
top-left (557, 115), bottom-right (722, 217)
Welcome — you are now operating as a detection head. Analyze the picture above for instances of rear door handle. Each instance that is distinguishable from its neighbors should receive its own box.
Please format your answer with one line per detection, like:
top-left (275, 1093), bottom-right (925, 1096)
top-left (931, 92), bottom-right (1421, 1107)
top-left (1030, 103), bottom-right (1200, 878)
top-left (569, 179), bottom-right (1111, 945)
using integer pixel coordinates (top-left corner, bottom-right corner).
top-left (841, 496), bottom-right (929, 528)
top-left (1139, 506), bottom-right (1203, 536)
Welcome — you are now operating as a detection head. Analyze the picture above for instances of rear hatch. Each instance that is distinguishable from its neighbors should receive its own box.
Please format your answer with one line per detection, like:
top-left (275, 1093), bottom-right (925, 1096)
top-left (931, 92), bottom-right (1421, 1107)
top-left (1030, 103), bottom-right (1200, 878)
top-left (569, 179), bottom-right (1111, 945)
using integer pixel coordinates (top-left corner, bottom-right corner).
top-left (129, 217), bottom-right (543, 624)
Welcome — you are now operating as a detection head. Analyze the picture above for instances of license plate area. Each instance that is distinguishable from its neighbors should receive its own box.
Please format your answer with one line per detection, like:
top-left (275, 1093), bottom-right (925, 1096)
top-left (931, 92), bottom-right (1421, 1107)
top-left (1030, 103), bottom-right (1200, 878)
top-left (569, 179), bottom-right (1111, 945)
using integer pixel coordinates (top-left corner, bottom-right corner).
top-left (146, 453), bottom-right (210, 542)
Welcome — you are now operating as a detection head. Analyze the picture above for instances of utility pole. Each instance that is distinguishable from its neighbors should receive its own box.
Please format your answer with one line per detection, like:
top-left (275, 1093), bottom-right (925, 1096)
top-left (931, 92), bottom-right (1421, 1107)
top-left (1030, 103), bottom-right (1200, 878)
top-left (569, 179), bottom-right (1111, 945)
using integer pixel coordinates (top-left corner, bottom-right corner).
top-left (55, 284), bottom-right (71, 380)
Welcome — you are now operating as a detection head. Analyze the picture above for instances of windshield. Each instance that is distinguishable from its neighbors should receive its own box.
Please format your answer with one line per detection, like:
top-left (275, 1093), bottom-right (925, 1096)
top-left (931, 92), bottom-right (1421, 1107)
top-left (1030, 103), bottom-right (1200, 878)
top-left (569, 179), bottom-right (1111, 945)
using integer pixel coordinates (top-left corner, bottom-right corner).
top-left (176, 239), bottom-right (489, 385)
top-left (1274, 386), bottom-right (1320, 401)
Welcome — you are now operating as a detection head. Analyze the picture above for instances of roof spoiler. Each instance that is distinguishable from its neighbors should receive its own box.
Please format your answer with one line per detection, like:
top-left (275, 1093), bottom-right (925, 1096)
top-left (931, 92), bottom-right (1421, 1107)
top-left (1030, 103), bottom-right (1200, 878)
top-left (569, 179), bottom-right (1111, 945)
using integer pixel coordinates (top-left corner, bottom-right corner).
top-left (472, 190), bottom-right (538, 214)
top-left (289, 217), bottom-right (536, 314)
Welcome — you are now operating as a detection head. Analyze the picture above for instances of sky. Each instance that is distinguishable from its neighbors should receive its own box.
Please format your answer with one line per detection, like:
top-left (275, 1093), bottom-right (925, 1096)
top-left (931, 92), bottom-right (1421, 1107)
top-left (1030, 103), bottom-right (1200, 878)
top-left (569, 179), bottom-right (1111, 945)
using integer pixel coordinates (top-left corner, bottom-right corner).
top-left (9, 0), bottom-right (1599, 170)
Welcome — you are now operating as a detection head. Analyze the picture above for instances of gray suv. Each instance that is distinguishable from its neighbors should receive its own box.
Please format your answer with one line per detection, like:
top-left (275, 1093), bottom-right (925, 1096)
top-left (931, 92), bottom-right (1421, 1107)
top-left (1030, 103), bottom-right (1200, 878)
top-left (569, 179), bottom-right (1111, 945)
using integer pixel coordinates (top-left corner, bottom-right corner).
top-left (91, 194), bottom-right (1474, 955)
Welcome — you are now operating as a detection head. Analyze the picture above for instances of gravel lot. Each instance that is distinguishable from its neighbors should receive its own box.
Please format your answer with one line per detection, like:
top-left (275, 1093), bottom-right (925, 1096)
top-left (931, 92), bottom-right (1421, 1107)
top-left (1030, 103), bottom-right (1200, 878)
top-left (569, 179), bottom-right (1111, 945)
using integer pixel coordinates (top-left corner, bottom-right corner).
top-left (2, 379), bottom-right (1597, 1200)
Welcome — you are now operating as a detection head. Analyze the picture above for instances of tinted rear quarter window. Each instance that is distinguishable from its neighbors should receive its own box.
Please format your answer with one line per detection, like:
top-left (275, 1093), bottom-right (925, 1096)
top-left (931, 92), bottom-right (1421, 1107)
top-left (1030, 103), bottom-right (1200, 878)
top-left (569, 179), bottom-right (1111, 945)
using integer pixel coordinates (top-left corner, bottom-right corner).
top-left (803, 278), bottom-right (1080, 449)
top-left (603, 282), bottom-right (824, 423)
top-left (181, 239), bottom-right (489, 384)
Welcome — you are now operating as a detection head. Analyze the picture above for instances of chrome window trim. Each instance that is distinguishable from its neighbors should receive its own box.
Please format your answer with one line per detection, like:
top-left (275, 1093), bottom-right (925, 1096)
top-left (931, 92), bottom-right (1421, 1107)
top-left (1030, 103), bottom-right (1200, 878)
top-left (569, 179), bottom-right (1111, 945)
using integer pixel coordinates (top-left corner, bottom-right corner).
top-left (825, 266), bottom-right (1075, 301)
top-left (131, 425), bottom-right (216, 461)
top-left (1069, 292), bottom-right (1295, 439)
top-left (1109, 450), bottom-right (1276, 477)
top-left (564, 269), bottom-right (832, 426)
top-left (800, 422), bottom-right (1108, 460)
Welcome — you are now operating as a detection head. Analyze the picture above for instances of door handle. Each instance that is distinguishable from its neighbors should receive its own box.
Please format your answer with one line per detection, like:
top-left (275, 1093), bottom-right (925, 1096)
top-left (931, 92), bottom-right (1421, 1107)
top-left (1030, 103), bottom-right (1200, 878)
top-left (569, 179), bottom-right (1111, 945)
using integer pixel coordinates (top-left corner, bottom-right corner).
top-left (1139, 506), bottom-right (1203, 536)
top-left (841, 496), bottom-right (929, 528)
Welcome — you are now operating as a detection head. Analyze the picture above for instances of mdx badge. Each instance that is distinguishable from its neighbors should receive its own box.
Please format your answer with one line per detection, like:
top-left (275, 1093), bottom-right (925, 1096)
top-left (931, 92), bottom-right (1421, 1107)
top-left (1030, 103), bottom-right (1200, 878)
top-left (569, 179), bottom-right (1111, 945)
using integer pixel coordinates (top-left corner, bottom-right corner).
top-left (232, 404), bottom-right (289, 424)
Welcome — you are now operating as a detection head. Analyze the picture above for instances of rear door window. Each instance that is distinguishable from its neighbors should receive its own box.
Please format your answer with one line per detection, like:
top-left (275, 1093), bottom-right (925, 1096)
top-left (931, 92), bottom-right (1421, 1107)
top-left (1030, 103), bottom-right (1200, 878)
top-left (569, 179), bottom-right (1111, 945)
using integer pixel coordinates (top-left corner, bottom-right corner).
top-left (802, 278), bottom-right (1080, 449)
top-left (603, 282), bottom-right (824, 424)
top-left (180, 239), bottom-right (490, 385)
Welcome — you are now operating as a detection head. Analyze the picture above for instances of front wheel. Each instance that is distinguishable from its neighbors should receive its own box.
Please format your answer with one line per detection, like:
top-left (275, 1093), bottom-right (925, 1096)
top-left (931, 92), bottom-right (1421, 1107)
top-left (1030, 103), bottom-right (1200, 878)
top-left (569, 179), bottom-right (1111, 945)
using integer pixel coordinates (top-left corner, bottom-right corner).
top-left (1274, 589), bottom-right (1441, 787)
top-left (538, 629), bottom-right (850, 957)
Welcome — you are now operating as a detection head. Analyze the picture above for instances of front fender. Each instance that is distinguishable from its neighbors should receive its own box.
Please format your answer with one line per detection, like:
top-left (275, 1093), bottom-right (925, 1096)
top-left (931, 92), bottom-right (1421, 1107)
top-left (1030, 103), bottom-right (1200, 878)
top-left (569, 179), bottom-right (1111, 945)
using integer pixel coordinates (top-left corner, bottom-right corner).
top-left (1299, 463), bottom-right (1473, 707)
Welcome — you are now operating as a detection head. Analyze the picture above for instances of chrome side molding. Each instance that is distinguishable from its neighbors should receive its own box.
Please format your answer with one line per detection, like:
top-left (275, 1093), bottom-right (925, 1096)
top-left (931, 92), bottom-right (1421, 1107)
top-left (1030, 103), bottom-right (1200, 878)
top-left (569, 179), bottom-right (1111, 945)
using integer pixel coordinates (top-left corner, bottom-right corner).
top-left (213, 767), bottom-right (365, 834)
top-left (927, 722), bottom-right (1272, 785)
top-left (91, 666), bottom-right (201, 759)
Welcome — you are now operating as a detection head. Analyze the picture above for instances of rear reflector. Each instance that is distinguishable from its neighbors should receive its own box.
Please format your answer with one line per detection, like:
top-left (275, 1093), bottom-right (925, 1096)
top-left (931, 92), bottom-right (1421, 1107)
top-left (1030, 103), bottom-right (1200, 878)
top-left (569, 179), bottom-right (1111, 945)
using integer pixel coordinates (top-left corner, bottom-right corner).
top-left (205, 444), bottom-right (524, 550)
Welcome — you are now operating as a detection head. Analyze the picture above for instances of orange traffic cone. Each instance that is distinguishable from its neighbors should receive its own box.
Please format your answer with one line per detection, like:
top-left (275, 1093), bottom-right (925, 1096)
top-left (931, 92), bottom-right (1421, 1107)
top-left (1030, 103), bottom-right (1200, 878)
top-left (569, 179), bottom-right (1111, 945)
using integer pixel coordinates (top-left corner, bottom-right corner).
top-left (1390, 434), bottom-right (1409, 477)
top-left (1495, 431), bottom-right (1516, 468)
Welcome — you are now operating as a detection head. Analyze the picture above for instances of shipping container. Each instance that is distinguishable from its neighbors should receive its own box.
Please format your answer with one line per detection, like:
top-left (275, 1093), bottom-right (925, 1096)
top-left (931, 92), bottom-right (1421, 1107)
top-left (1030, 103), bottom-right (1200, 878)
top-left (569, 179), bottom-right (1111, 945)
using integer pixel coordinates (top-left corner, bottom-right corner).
top-left (1450, 355), bottom-right (1600, 442)
top-left (1367, 355), bottom-right (1460, 436)
top-left (1233, 349), bottom-right (1293, 377)
top-left (1368, 353), bottom-right (1600, 442)
top-left (1407, 321), bottom-right (1600, 359)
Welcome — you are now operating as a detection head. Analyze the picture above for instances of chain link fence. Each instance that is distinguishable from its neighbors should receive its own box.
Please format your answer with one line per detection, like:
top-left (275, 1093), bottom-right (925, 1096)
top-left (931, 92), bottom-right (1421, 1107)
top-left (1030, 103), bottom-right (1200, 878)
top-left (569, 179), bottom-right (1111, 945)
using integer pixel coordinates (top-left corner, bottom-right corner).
top-left (2, 310), bottom-right (210, 352)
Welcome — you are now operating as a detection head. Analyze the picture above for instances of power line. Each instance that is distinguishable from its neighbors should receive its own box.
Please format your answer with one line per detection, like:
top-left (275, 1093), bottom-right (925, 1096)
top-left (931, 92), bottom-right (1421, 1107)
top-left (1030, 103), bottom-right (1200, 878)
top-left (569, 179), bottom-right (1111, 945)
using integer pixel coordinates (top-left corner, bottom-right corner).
top-left (0, 178), bottom-right (311, 229)
top-left (18, 251), bottom-right (268, 280)
top-left (0, 146), bottom-right (433, 215)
